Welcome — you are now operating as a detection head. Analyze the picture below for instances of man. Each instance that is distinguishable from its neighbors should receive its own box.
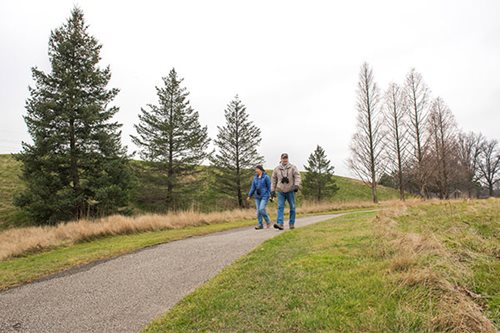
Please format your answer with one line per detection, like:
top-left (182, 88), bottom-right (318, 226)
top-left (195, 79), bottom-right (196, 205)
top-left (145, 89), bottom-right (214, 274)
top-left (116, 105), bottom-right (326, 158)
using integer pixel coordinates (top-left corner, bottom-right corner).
top-left (271, 153), bottom-right (301, 230)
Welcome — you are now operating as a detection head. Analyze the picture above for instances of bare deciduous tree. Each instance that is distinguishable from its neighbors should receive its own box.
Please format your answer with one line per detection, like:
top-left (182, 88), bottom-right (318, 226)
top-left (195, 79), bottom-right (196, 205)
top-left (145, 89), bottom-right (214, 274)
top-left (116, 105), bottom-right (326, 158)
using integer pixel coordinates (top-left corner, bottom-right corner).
top-left (427, 97), bottom-right (458, 199)
top-left (478, 139), bottom-right (500, 196)
top-left (350, 64), bottom-right (499, 200)
top-left (348, 63), bottom-right (385, 203)
top-left (457, 131), bottom-right (484, 197)
top-left (404, 68), bottom-right (431, 197)
top-left (383, 82), bottom-right (409, 200)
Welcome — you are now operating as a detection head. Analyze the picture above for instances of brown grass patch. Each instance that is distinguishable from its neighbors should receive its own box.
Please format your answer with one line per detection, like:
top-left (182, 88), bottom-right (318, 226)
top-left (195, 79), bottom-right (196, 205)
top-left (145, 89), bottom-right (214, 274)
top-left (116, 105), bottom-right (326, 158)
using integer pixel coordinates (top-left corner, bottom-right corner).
top-left (389, 255), bottom-right (416, 272)
top-left (0, 209), bottom-right (255, 260)
top-left (373, 206), bottom-right (497, 333)
top-left (0, 200), bottom-right (381, 261)
top-left (432, 292), bottom-right (496, 333)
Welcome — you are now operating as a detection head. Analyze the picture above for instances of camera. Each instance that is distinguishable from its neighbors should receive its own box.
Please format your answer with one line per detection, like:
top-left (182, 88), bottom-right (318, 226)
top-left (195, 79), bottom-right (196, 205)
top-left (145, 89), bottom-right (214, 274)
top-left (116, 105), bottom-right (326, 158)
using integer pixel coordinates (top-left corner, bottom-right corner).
top-left (256, 188), bottom-right (261, 196)
top-left (281, 177), bottom-right (289, 184)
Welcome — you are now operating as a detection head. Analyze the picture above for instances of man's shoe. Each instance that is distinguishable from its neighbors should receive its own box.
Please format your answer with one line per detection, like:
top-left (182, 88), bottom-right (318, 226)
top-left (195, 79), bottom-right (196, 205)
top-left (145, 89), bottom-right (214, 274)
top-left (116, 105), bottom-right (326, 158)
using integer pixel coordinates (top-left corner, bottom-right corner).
top-left (255, 225), bottom-right (264, 230)
top-left (289, 225), bottom-right (295, 230)
top-left (273, 223), bottom-right (284, 230)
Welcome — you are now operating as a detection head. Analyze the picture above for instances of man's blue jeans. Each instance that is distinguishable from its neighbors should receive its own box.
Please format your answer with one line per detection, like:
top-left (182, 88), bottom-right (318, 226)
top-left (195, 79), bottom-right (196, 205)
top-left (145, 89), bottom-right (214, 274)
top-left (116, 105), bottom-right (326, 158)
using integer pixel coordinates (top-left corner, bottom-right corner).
top-left (255, 197), bottom-right (271, 227)
top-left (276, 191), bottom-right (296, 226)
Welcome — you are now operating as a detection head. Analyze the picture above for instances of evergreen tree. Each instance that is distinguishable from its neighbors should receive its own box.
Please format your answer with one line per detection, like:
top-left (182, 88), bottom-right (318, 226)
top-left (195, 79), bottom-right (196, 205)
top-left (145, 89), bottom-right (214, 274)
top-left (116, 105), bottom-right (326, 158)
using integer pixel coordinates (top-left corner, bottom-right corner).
top-left (131, 68), bottom-right (210, 210)
top-left (302, 145), bottom-right (339, 201)
top-left (211, 96), bottom-right (263, 208)
top-left (15, 7), bottom-right (130, 224)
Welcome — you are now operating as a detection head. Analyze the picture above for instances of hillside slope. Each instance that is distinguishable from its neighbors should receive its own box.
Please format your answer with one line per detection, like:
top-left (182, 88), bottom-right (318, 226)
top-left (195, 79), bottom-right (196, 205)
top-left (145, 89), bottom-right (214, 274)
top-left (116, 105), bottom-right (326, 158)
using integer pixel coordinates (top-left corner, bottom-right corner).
top-left (332, 175), bottom-right (399, 201)
top-left (0, 154), bottom-right (399, 228)
top-left (0, 155), bottom-right (28, 229)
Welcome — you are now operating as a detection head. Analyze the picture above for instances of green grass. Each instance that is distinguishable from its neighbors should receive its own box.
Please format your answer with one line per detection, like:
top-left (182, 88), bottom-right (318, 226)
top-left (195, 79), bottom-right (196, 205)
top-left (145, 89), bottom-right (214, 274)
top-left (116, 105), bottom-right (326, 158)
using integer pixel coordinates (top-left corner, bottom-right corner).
top-left (143, 200), bottom-right (499, 332)
top-left (0, 154), bottom-right (29, 230)
top-left (332, 175), bottom-right (399, 201)
top-left (0, 219), bottom-right (255, 291)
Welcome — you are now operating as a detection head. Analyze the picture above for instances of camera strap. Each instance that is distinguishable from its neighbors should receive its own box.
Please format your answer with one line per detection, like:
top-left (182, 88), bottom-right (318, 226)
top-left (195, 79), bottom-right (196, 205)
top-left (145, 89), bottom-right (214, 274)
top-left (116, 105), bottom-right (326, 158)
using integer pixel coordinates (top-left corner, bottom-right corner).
top-left (280, 167), bottom-right (289, 179)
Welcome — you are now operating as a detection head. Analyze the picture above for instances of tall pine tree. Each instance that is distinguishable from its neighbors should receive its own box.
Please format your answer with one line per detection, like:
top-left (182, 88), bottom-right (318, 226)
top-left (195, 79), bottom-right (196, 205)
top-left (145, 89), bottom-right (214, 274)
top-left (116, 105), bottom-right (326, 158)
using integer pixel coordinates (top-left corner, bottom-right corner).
top-left (302, 145), bottom-right (339, 201)
top-left (15, 7), bottom-right (130, 224)
top-left (131, 68), bottom-right (210, 210)
top-left (211, 96), bottom-right (263, 208)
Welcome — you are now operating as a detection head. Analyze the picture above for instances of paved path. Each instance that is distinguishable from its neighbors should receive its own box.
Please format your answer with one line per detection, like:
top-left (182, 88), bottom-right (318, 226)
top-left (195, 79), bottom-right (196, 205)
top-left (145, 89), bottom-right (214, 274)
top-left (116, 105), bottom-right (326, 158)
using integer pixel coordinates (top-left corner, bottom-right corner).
top-left (0, 213), bottom-right (346, 333)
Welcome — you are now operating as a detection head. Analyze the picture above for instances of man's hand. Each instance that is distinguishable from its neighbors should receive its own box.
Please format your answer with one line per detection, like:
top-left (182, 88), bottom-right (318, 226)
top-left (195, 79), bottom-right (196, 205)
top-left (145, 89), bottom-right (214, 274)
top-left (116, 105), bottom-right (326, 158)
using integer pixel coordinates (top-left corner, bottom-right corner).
top-left (270, 191), bottom-right (276, 199)
top-left (246, 196), bottom-right (251, 202)
top-left (292, 185), bottom-right (299, 192)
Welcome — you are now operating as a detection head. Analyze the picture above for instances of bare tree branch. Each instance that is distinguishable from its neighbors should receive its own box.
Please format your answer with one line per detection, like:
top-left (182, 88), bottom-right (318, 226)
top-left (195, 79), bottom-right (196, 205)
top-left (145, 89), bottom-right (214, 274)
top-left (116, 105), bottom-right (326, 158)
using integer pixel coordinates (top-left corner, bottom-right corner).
top-left (404, 68), bottom-right (432, 197)
top-left (383, 82), bottom-right (409, 200)
top-left (348, 62), bottom-right (386, 203)
top-left (478, 139), bottom-right (500, 196)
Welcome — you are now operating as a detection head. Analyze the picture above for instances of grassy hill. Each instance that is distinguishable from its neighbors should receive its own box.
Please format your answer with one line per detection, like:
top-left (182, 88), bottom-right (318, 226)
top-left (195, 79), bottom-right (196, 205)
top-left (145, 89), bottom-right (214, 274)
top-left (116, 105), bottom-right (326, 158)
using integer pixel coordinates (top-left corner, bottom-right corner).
top-left (332, 174), bottom-right (399, 201)
top-left (0, 155), bottom-right (29, 229)
top-left (0, 154), bottom-right (400, 229)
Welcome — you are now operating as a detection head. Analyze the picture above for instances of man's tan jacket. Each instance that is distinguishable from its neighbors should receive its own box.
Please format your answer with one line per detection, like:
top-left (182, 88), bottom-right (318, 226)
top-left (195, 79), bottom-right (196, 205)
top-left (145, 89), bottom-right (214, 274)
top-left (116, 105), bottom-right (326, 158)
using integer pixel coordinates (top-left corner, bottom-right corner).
top-left (271, 163), bottom-right (301, 193)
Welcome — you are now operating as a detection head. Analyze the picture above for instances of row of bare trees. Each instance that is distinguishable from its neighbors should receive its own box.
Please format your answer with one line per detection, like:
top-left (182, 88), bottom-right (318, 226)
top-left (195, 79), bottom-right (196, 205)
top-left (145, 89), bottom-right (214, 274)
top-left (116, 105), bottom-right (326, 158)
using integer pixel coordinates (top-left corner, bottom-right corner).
top-left (349, 63), bottom-right (500, 203)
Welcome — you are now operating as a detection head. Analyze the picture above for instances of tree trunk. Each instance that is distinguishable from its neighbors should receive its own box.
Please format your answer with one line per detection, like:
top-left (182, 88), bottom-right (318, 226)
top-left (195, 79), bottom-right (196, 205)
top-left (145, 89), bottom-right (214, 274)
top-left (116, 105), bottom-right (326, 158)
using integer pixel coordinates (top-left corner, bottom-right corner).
top-left (69, 118), bottom-right (82, 218)
top-left (412, 84), bottom-right (426, 200)
top-left (236, 174), bottom-right (243, 208)
top-left (365, 75), bottom-right (378, 204)
top-left (235, 121), bottom-right (244, 208)
top-left (439, 120), bottom-right (449, 199)
top-left (371, 184), bottom-right (378, 204)
top-left (166, 100), bottom-right (174, 209)
top-left (398, 170), bottom-right (405, 201)
top-left (394, 101), bottom-right (405, 201)
top-left (166, 164), bottom-right (173, 209)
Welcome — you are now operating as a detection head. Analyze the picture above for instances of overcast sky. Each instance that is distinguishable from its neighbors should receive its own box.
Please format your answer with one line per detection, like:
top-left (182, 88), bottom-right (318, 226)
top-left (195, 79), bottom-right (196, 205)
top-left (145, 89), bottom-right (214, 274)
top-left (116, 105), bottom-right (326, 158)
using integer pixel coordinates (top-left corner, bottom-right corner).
top-left (1, 0), bottom-right (499, 176)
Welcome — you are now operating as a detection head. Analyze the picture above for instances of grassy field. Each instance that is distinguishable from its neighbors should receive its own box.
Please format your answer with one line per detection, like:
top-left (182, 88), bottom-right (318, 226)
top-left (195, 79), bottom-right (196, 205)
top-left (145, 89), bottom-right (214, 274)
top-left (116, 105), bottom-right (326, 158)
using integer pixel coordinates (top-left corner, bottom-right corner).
top-left (143, 199), bottom-right (499, 333)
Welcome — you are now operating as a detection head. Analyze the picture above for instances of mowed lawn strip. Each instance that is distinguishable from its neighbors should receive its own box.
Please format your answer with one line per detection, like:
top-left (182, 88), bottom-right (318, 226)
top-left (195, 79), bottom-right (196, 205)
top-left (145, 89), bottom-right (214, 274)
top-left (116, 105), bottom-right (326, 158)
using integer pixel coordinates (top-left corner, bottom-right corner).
top-left (143, 200), bottom-right (499, 333)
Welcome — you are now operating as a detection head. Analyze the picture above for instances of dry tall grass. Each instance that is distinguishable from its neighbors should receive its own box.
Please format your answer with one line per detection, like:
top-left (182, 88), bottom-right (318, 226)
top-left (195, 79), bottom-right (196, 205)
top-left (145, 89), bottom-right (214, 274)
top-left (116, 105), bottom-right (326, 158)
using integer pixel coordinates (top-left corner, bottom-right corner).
top-left (373, 203), bottom-right (497, 333)
top-left (0, 199), bottom-right (379, 261)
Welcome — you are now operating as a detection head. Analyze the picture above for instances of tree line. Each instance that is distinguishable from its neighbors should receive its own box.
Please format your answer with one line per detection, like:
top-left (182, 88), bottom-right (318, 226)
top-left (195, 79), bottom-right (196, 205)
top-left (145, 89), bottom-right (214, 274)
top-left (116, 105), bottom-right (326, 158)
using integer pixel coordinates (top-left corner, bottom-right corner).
top-left (15, 8), bottom-right (339, 225)
top-left (349, 63), bottom-right (500, 203)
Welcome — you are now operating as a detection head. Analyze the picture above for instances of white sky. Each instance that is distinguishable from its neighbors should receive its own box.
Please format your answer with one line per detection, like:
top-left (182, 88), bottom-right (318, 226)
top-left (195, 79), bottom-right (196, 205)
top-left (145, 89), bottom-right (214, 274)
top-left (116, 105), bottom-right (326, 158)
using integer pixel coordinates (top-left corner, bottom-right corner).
top-left (1, 0), bottom-right (499, 176)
